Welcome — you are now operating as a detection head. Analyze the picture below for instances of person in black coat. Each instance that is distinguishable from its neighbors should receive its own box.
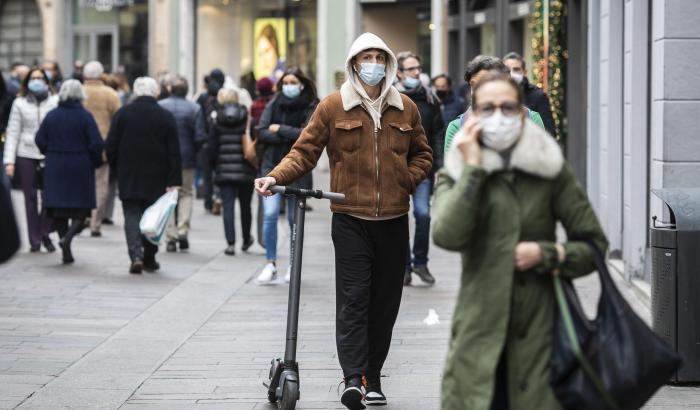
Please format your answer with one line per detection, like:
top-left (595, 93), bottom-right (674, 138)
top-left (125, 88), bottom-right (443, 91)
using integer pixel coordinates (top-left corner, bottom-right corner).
top-left (36, 80), bottom-right (104, 264)
top-left (255, 67), bottom-right (319, 284)
top-left (431, 73), bottom-right (467, 124)
top-left (105, 77), bottom-right (182, 274)
top-left (395, 51), bottom-right (444, 287)
top-left (208, 89), bottom-right (257, 256)
top-left (0, 74), bottom-right (14, 155)
top-left (503, 52), bottom-right (557, 138)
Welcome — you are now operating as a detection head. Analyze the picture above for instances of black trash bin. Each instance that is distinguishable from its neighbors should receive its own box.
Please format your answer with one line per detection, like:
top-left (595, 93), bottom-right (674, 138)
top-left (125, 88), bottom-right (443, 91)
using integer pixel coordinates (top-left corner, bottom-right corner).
top-left (650, 188), bottom-right (700, 383)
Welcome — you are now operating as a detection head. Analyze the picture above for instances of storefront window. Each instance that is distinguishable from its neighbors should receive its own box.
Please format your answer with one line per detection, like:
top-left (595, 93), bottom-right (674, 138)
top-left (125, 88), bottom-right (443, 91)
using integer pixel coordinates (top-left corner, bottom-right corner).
top-left (197, 0), bottom-right (317, 90)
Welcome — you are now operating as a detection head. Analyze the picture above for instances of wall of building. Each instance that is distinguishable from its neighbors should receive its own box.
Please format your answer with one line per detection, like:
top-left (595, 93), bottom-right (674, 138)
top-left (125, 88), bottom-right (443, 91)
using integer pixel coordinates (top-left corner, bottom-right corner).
top-left (0, 0), bottom-right (45, 69)
top-left (649, 0), bottom-right (700, 221)
top-left (361, 4), bottom-right (419, 55)
top-left (588, 0), bottom-right (700, 282)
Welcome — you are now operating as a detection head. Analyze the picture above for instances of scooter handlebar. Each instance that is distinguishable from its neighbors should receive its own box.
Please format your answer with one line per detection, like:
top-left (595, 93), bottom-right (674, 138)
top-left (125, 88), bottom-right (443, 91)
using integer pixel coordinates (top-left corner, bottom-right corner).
top-left (269, 185), bottom-right (345, 202)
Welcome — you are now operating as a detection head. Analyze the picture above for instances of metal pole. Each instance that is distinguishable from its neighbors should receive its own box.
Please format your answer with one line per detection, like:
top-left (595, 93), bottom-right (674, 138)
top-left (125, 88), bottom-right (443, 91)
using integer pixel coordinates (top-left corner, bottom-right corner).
top-left (543, 0), bottom-right (550, 92)
top-left (284, 196), bottom-right (306, 365)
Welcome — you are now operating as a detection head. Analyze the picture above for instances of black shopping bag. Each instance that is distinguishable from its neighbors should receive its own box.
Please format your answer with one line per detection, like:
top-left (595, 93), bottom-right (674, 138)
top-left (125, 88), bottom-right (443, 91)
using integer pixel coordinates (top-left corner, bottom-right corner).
top-left (550, 240), bottom-right (682, 410)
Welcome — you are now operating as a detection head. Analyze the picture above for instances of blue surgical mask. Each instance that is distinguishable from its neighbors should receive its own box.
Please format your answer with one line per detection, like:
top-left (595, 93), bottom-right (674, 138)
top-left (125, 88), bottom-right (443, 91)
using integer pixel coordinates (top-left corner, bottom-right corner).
top-left (403, 76), bottom-right (420, 89)
top-left (282, 84), bottom-right (302, 99)
top-left (358, 63), bottom-right (386, 87)
top-left (45, 71), bottom-right (53, 82)
top-left (28, 79), bottom-right (48, 94)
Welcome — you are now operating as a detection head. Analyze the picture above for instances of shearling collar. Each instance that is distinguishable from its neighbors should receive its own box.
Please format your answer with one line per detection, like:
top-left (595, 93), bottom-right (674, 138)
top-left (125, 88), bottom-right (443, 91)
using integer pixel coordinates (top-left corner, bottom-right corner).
top-left (444, 118), bottom-right (564, 180)
top-left (340, 81), bottom-right (404, 112)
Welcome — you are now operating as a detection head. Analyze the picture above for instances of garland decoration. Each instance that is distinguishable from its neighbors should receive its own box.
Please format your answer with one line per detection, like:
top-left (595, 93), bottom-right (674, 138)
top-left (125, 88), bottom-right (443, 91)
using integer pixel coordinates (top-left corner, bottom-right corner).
top-left (530, 0), bottom-right (567, 143)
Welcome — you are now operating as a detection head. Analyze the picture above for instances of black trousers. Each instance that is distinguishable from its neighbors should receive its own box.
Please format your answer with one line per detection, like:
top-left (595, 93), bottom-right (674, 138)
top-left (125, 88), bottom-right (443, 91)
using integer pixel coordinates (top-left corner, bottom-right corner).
top-left (331, 213), bottom-right (408, 379)
top-left (219, 182), bottom-right (253, 245)
top-left (122, 199), bottom-right (158, 263)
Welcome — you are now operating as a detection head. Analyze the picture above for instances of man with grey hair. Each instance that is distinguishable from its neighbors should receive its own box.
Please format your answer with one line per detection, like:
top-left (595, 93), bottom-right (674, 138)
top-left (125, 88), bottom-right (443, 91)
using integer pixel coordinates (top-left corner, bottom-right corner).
top-left (158, 75), bottom-right (206, 252)
top-left (106, 77), bottom-right (182, 274)
top-left (83, 60), bottom-right (121, 237)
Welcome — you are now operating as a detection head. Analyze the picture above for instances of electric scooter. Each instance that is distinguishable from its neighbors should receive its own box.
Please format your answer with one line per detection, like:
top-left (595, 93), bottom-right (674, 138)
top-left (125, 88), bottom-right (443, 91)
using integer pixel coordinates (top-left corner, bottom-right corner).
top-left (264, 185), bottom-right (345, 410)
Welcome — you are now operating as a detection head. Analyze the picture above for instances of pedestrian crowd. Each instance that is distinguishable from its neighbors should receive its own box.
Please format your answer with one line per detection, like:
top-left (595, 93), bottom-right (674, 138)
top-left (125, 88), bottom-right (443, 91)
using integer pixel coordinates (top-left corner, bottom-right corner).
top-left (1, 32), bottom-right (615, 410)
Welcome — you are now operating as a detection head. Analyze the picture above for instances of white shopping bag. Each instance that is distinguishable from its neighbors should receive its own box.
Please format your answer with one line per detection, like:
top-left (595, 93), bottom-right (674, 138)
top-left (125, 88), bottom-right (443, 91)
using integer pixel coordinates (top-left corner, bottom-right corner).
top-left (139, 190), bottom-right (179, 244)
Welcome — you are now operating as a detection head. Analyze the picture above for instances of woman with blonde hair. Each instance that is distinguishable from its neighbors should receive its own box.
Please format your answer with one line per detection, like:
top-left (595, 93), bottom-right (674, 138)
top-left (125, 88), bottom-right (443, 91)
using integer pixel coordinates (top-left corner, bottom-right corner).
top-left (208, 88), bottom-right (256, 256)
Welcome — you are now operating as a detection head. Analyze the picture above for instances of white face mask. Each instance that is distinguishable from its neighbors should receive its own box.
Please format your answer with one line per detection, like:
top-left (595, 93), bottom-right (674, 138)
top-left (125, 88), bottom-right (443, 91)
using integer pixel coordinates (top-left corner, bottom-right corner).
top-left (511, 73), bottom-right (524, 84)
top-left (479, 111), bottom-right (522, 152)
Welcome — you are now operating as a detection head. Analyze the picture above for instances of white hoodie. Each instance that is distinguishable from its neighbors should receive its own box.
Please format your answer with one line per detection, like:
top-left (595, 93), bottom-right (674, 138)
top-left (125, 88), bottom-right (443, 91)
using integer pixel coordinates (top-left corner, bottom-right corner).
top-left (341, 32), bottom-right (404, 129)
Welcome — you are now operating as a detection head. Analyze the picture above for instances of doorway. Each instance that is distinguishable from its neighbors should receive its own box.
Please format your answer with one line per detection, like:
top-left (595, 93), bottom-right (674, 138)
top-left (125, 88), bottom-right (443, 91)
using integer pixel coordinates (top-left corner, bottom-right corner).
top-left (73, 27), bottom-right (118, 73)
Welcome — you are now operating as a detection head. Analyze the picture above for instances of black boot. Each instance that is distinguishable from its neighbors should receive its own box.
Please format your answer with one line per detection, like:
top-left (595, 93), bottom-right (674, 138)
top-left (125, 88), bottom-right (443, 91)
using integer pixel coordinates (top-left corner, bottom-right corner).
top-left (60, 219), bottom-right (84, 264)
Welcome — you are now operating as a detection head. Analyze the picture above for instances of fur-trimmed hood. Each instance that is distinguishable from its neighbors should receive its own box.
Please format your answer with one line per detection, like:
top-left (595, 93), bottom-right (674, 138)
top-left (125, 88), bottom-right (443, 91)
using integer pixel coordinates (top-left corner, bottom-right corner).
top-left (340, 32), bottom-right (404, 112)
top-left (444, 118), bottom-right (564, 180)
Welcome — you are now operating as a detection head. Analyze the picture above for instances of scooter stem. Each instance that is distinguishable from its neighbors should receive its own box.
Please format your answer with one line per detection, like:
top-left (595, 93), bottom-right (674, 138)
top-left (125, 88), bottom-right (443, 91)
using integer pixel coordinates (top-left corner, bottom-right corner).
top-left (284, 196), bottom-right (307, 365)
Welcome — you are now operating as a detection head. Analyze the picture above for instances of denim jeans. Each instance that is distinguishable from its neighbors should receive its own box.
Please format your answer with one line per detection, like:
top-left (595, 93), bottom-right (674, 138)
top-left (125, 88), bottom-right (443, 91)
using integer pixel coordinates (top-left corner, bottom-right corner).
top-left (262, 193), bottom-right (296, 261)
top-left (406, 178), bottom-right (432, 268)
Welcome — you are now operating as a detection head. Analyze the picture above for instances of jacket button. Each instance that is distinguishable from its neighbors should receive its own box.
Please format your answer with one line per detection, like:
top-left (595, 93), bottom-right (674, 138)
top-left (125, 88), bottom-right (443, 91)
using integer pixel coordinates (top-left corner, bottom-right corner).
top-left (519, 381), bottom-right (528, 391)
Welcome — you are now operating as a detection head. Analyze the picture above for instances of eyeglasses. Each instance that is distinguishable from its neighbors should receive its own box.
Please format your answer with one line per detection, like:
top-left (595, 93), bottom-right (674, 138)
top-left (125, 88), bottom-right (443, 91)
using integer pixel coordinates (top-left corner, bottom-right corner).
top-left (401, 65), bottom-right (422, 73)
top-left (473, 102), bottom-right (521, 118)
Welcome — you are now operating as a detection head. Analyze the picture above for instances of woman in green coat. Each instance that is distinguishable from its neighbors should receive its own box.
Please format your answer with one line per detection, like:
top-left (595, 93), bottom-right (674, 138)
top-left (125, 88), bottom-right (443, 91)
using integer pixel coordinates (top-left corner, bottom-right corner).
top-left (432, 71), bottom-right (608, 410)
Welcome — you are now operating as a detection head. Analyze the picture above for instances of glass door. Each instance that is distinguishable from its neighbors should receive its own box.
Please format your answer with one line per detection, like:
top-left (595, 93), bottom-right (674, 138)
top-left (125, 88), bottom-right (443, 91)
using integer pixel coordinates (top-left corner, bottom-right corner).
top-left (72, 27), bottom-right (118, 72)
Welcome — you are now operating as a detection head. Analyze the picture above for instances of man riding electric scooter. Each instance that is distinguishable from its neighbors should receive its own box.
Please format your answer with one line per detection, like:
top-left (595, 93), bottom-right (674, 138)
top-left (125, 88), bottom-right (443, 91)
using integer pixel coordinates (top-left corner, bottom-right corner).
top-left (255, 32), bottom-right (432, 410)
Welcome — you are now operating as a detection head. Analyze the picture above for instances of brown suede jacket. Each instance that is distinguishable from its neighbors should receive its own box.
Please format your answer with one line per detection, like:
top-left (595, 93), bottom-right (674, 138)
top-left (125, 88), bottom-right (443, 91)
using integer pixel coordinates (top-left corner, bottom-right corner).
top-left (267, 89), bottom-right (433, 218)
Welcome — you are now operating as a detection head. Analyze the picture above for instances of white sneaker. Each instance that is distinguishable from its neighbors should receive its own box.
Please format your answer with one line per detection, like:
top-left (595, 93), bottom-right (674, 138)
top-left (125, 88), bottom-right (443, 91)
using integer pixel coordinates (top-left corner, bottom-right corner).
top-left (257, 263), bottom-right (277, 285)
top-left (284, 266), bottom-right (292, 283)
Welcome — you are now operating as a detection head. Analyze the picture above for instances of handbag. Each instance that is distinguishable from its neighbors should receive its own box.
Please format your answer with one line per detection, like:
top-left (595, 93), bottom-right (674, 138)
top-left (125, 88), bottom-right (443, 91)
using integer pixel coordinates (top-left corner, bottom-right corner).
top-left (241, 130), bottom-right (258, 168)
top-left (550, 239), bottom-right (682, 410)
top-left (0, 176), bottom-right (20, 263)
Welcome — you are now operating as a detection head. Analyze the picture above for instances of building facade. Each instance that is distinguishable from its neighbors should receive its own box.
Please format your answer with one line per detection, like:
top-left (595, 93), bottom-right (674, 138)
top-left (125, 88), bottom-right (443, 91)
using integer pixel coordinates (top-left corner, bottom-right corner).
top-left (587, 0), bottom-right (700, 282)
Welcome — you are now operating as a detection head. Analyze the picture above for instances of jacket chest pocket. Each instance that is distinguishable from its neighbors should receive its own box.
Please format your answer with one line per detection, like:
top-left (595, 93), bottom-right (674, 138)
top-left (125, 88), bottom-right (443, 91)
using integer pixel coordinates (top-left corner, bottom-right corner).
top-left (333, 119), bottom-right (363, 153)
top-left (388, 122), bottom-right (412, 154)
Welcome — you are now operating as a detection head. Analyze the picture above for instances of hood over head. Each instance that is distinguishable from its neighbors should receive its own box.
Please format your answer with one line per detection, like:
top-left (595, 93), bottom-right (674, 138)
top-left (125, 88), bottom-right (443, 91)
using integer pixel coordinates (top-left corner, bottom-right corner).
top-left (341, 32), bottom-right (403, 112)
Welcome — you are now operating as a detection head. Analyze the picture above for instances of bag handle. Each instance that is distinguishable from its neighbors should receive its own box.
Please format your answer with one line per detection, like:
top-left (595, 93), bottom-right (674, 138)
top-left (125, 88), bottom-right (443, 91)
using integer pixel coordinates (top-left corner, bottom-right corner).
top-left (553, 238), bottom-right (620, 410)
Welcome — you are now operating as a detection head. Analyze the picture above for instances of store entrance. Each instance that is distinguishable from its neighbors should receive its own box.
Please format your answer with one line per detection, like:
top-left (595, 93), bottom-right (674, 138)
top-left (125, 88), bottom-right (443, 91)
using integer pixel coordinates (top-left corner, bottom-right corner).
top-left (73, 27), bottom-right (118, 72)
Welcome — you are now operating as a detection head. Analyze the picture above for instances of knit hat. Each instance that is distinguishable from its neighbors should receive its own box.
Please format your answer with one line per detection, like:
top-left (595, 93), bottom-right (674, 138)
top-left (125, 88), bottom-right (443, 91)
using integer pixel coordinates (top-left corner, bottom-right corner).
top-left (256, 78), bottom-right (274, 95)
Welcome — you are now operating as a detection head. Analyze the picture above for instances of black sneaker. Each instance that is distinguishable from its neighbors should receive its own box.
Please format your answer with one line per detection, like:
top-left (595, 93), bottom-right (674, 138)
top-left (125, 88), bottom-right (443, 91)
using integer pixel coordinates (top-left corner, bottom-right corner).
top-left (129, 260), bottom-right (143, 274)
top-left (178, 236), bottom-right (189, 250)
top-left (341, 376), bottom-right (366, 410)
top-left (102, 218), bottom-right (114, 225)
top-left (143, 260), bottom-right (160, 272)
top-left (42, 237), bottom-right (56, 253)
top-left (241, 236), bottom-right (254, 252)
top-left (166, 241), bottom-right (177, 253)
top-left (403, 268), bottom-right (412, 286)
top-left (364, 377), bottom-right (387, 407)
top-left (413, 265), bottom-right (436, 285)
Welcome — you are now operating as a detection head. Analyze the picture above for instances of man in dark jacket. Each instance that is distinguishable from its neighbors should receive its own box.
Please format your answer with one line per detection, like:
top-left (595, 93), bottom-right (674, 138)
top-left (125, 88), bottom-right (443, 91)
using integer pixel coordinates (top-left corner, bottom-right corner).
top-left (432, 74), bottom-right (467, 124)
top-left (159, 75), bottom-right (206, 252)
top-left (106, 77), bottom-right (182, 274)
top-left (503, 52), bottom-right (557, 138)
top-left (395, 51), bottom-right (444, 287)
top-left (196, 68), bottom-right (225, 213)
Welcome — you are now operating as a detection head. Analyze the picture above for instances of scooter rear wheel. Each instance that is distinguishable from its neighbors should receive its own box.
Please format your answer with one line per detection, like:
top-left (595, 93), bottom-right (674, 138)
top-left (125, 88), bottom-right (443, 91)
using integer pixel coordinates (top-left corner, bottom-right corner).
top-left (278, 380), bottom-right (299, 410)
top-left (268, 389), bottom-right (277, 404)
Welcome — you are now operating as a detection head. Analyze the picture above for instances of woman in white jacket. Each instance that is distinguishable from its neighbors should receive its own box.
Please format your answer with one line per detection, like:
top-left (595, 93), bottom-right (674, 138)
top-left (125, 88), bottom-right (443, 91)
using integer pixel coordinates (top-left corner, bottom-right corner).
top-left (3, 67), bottom-right (59, 252)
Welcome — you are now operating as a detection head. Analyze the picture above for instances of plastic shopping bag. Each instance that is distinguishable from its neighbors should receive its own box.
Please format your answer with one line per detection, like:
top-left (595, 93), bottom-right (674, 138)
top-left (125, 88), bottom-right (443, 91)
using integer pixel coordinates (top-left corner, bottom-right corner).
top-left (139, 190), bottom-right (178, 245)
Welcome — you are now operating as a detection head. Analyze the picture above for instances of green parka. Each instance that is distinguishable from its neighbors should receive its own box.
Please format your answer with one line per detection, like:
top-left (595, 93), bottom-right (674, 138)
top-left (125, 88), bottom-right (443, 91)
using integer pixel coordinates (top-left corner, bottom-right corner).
top-left (433, 119), bottom-right (608, 410)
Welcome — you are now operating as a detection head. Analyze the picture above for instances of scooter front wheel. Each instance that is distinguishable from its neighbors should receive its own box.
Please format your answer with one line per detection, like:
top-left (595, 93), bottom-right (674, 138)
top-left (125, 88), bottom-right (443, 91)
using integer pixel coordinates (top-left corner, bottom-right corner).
top-left (278, 380), bottom-right (299, 410)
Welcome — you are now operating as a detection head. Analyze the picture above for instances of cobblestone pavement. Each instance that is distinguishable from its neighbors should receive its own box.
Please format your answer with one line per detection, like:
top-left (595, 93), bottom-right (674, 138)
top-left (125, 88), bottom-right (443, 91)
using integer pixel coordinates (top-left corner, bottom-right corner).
top-left (1, 171), bottom-right (698, 409)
